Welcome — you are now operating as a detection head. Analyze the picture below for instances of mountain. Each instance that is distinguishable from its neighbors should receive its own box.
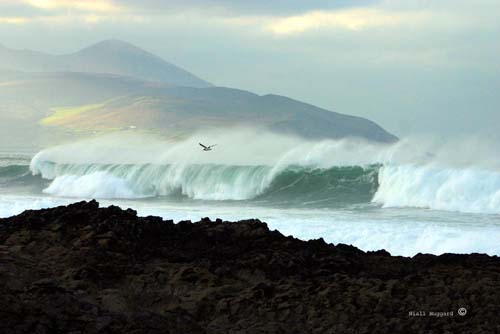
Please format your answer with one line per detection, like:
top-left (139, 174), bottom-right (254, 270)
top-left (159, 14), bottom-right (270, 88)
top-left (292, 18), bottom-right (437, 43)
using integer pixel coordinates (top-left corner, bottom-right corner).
top-left (0, 39), bottom-right (211, 88)
top-left (0, 40), bottom-right (397, 148)
top-left (0, 71), bottom-right (397, 147)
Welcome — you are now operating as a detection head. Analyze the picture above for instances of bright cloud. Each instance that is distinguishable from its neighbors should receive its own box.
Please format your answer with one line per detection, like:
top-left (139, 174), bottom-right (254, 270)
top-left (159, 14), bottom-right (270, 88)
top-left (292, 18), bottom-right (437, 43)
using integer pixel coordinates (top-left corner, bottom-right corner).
top-left (0, 17), bottom-right (29, 24)
top-left (0, 0), bottom-right (129, 25)
top-left (266, 8), bottom-right (430, 34)
top-left (22, 0), bottom-right (121, 12)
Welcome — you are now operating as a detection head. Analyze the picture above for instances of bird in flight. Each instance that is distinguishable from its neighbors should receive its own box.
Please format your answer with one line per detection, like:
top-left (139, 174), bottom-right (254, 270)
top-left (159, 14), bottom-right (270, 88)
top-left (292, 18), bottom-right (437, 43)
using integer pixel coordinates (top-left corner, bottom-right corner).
top-left (199, 143), bottom-right (217, 151)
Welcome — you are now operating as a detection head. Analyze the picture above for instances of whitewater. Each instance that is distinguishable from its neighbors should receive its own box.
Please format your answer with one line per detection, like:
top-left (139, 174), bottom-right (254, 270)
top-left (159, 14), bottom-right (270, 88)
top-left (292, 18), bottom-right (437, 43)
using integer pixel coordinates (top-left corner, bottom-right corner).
top-left (2, 130), bottom-right (500, 256)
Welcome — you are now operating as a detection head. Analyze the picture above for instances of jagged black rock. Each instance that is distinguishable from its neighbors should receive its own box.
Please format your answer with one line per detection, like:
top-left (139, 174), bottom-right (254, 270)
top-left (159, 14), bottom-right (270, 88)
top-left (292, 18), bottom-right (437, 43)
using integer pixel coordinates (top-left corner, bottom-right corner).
top-left (0, 201), bottom-right (498, 333)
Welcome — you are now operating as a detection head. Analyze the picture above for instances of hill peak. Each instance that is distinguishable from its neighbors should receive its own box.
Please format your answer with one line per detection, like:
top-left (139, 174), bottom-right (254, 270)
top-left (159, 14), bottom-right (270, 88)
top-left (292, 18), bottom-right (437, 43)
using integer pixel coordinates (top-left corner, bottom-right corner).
top-left (0, 39), bottom-right (212, 88)
top-left (77, 39), bottom-right (144, 54)
top-left (69, 39), bottom-right (212, 87)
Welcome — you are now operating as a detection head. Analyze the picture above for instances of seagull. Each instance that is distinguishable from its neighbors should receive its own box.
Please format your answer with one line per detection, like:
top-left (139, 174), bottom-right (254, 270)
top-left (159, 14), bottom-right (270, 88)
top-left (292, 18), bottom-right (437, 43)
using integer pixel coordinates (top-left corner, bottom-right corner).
top-left (199, 143), bottom-right (217, 151)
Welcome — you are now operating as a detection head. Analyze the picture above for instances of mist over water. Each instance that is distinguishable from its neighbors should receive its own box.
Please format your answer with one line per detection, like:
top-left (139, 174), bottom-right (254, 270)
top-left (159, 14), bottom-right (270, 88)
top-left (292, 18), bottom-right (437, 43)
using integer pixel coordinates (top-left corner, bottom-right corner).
top-left (27, 130), bottom-right (500, 213)
top-left (2, 129), bottom-right (500, 256)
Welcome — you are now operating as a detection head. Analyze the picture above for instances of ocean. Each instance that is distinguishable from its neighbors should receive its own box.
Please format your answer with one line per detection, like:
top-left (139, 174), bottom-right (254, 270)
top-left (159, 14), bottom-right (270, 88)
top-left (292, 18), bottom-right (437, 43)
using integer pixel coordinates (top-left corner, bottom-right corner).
top-left (1, 132), bottom-right (499, 257)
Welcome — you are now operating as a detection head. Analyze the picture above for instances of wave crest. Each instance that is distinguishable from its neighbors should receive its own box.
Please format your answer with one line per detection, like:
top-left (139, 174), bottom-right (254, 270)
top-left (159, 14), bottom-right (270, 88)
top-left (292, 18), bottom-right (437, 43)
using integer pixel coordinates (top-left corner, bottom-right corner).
top-left (373, 164), bottom-right (500, 214)
top-left (30, 158), bottom-right (378, 204)
top-left (26, 134), bottom-right (500, 214)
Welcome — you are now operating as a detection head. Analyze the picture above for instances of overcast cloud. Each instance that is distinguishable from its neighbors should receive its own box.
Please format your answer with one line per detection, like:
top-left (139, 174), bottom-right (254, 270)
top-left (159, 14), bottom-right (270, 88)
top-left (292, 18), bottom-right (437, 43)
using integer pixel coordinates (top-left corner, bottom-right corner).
top-left (0, 0), bottom-right (499, 139)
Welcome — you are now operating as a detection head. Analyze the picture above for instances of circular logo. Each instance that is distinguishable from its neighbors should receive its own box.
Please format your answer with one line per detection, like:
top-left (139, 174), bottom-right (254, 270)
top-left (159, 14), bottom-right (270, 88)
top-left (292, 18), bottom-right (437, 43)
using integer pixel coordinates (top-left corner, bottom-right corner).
top-left (458, 308), bottom-right (467, 316)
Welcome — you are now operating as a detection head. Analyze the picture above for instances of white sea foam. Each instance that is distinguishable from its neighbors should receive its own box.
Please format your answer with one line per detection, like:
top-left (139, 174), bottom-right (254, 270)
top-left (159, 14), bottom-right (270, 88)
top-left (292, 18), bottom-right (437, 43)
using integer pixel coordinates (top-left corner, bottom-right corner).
top-left (29, 131), bottom-right (388, 201)
top-left (28, 131), bottom-right (500, 214)
top-left (43, 171), bottom-right (141, 199)
top-left (1, 194), bottom-right (499, 256)
top-left (373, 164), bottom-right (500, 214)
top-left (89, 201), bottom-right (500, 257)
top-left (0, 195), bottom-right (70, 218)
top-left (4, 132), bottom-right (500, 257)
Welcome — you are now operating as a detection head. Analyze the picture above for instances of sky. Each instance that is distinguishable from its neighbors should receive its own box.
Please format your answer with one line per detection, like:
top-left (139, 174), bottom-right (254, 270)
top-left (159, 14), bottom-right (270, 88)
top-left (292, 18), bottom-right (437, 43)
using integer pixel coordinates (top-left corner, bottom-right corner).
top-left (0, 0), bottom-right (499, 139)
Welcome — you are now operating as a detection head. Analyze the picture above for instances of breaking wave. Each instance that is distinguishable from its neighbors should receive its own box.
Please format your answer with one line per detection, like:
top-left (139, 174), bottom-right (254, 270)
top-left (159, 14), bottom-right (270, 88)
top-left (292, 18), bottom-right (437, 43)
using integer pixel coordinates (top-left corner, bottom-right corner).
top-left (28, 159), bottom-right (379, 205)
top-left (11, 133), bottom-right (500, 214)
top-left (24, 158), bottom-right (500, 214)
top-left (373, 164), bottom-right (500, 214)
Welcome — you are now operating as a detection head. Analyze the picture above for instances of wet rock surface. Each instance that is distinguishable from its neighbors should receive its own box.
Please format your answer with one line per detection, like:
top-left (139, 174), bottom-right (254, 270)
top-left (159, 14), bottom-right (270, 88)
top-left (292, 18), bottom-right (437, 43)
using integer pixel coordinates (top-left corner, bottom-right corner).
top-left (0, 201), bottom-right (499, 333)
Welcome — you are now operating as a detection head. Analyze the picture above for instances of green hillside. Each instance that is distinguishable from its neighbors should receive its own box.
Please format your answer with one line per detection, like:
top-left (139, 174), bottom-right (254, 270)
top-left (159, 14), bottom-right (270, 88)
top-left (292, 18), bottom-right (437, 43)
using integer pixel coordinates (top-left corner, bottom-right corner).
top-left (0, 71), bottom-right (397, 148)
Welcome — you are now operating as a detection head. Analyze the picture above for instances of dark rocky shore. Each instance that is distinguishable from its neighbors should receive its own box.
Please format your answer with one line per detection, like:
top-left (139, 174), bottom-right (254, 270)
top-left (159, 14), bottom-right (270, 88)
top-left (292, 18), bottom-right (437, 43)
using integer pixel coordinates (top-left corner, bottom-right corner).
top-left (0, 201), bottom-right (499, 334)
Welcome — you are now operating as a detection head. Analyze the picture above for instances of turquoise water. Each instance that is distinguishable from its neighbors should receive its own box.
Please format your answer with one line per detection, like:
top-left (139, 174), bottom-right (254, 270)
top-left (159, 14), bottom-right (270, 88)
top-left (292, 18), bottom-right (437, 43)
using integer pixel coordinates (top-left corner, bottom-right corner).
top-left (1, 152), bottom-right (500, 256)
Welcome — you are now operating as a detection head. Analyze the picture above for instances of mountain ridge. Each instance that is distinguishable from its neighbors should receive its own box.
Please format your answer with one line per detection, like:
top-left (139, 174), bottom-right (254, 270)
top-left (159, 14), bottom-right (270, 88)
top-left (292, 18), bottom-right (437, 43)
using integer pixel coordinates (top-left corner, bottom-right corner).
top-left (0, 39), bottom-right (211, 88)
top-left (0, 70), bottom-right (398, 145)
top-left (0, 40), bottom-right (398, 147)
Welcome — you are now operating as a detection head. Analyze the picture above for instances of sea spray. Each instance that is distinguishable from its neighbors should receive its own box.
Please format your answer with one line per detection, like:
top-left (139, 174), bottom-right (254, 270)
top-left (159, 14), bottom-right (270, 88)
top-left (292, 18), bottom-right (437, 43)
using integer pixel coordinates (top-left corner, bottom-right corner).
top-left (43, 171), bottom-right (141, 199)
top-left (27, 131), bottom-right (500, 213)
top-left (29, 159), bottom-right (378, 203)
top-left (373, 164), bottom-right (500, 214)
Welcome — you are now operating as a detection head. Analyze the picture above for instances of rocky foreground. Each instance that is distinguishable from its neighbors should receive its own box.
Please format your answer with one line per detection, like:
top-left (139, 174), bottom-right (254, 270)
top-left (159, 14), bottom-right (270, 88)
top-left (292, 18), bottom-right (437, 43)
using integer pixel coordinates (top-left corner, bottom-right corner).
top-left (0, 201), bottom-right (499, 334)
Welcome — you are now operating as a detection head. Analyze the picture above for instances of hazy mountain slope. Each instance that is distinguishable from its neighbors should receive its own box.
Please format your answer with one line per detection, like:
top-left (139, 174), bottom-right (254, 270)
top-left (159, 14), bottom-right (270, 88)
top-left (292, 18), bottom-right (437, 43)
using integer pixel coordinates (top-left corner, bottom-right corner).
top-left (0, 44), bottom-right (58, 72)
top-left (0, 40), bottom-right (211, 88)
top-left (0, 72), bottom-right (397, 144)
top-left (0, 71), bottom-right (156, 148)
